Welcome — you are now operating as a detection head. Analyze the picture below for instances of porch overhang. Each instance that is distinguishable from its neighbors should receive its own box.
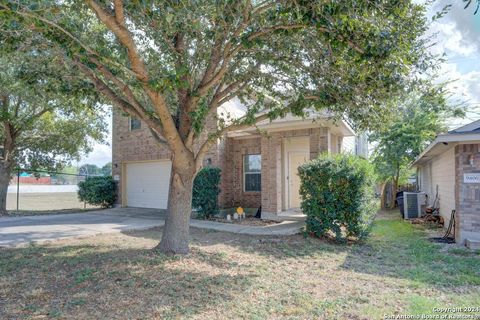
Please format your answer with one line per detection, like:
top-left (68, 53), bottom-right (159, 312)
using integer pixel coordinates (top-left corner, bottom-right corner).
top-left (227, 116), bottom-right (355, 139)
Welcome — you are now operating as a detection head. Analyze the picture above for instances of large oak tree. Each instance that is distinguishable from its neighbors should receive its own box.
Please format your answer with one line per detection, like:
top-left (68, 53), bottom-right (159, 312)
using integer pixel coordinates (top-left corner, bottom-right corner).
top-left (0, 33), bottom-right (106, 214)
top-left (2, 0), bottom-right (432, 253)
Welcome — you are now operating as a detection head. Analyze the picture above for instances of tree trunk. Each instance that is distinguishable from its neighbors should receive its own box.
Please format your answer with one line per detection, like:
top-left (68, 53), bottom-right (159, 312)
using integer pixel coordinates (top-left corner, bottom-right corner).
top-left (390, 175), bottom-right (399, 209)
top-left (380, 182), bottom-right (387, 209)
top-left (0, 164), bottom-right (12, 215)
top-left (157, 156), bottom-right (196, 254)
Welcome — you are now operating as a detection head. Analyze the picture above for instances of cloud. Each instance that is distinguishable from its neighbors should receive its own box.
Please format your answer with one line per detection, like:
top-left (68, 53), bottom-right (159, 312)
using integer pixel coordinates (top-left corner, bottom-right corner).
top-left (420, 1), bottom-right (480, 128)
top-left (430, 21), bottom-right (478, 57)
top-left (79, 142), bottom-right (111, 167)
top-left (429, 0), bottom-right (480, 57)
top-left (435, 61), bottom-right (480, 128)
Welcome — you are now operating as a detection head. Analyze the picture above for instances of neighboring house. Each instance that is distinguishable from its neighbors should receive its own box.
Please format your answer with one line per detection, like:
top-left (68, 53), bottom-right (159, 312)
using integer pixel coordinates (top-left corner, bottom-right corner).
top-left (413, 120), bottom-right (480, 247)
top-left (112, 99), bottom-right (368, 219)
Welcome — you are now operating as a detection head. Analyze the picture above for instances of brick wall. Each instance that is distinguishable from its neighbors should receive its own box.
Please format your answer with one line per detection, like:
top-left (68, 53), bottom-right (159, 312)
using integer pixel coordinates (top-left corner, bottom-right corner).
top-left (112, 108), bottom-right (173, 205)
top-left (112, 107), bottom-right (219, 206)
top-left (219, 137), bottom-right (262, 209)
top-left (455, 144), bottom-right (480, 244)
top-left (113, 106), bottom-right (334, 215)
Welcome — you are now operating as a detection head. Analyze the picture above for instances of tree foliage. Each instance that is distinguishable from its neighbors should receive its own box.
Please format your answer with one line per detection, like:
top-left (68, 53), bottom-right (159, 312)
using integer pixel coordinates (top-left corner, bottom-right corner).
top-left (78, 176), bottom-right (116, 208)
top-left (370, 87), bottom-right (465, 207)
top-left (0, 1), bottom-right (433, 158)
top-left (0, 25), bottom-right (106, 213)
top-left (0, 35), bottom-right (107, 172)
top-left (0, 0), bottom-right (435, 252)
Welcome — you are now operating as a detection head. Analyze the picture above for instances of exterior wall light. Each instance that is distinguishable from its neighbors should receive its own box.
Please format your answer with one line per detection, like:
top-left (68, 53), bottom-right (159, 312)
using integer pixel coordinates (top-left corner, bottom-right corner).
top-left (468, 154), bottom-right (474, 166)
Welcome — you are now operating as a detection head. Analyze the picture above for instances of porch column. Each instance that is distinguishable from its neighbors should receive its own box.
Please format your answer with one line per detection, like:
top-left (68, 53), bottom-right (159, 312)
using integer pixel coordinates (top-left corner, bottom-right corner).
top-left (326, 128), bottom-right (332, 153)
top-left (261, 135), bottom-right (282, 216)
top-left (217, 137), bottom-right (233, 209)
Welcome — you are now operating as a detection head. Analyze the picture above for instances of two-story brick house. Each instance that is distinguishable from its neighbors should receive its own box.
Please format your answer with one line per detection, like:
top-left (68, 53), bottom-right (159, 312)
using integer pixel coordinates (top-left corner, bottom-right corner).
top-left (112, 98), bottom-right (368, 219)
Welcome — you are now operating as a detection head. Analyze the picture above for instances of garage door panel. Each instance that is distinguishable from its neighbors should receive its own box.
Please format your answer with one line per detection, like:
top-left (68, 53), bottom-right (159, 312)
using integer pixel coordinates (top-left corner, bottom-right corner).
top-left (126, 161), bottom-right (171, 209)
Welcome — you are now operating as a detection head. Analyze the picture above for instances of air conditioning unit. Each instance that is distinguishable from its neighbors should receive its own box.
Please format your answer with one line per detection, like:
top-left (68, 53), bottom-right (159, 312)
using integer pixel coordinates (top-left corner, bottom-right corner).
top-left (403, 192), bottom-right (427, 219)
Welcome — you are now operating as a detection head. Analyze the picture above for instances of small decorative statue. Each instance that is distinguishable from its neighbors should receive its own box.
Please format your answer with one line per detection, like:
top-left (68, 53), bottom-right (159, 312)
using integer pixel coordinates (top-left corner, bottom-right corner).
top-left (236, 206), bottom-right (244, 219)
top-left (226, 214), bottom-right (231, 221)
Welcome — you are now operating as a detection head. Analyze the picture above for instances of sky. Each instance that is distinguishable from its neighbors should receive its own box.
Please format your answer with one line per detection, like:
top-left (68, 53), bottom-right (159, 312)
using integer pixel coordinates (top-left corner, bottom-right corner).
top-left (79, 2), bottom-right (480, 166)
top-left (78, 109), bottom-right (112, 167)
top-left (425, 0), bottom-right (480, 128)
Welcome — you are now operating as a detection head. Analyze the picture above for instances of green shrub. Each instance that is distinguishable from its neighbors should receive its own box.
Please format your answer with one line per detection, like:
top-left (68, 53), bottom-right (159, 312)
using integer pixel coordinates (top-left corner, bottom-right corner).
top-left (78, 176), bottom-right (116, 208)
top-left (192, 167), bottom-right (221, 219)
top-left (298, 153), bottom-right (378, 241)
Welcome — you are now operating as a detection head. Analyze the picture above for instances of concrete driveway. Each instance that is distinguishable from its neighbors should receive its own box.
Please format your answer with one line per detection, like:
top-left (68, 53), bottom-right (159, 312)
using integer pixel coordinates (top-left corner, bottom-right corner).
top-left (0, 208), bottom-right (166, 247)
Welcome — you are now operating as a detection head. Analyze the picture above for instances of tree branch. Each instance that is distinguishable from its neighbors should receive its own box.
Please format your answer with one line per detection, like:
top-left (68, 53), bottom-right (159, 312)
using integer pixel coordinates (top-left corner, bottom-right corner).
top-left (113, 0), bottom-right (125, 25)
top-left (86, 0), bottom-right (187, 154)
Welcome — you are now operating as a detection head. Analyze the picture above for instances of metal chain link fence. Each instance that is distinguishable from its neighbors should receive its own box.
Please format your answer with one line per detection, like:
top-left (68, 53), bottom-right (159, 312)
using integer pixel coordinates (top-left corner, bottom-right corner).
top-left (8, 169), bottom-right (103, 212)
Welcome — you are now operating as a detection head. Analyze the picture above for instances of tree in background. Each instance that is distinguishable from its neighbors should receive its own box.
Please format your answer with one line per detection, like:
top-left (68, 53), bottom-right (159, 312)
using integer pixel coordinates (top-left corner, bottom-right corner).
top-left (2, 1), bottom-right (433, 253)
top-left (0, 34), bottom-right (106, 214)
top-left (79, 163), bottom-right (100, 176)
top-left (101, 162), bottom-right (112, 176)
top-left (371, 87), bottom-right (464, 209)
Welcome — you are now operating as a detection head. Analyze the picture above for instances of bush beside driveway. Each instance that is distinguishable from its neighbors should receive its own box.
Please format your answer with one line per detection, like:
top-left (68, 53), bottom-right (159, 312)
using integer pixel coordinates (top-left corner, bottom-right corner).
top-left (1, 210), bottom-right (478, 319)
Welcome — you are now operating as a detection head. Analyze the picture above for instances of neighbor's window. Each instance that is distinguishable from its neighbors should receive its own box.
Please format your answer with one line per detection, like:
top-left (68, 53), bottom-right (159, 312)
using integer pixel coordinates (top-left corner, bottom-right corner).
top-left (243, 154), bottom-right (261, 192)
top-left (130, 117), bottom-right (141, 130)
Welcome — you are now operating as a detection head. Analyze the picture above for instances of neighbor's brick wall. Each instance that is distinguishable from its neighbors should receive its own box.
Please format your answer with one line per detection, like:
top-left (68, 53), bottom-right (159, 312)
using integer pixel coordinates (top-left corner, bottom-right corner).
top-left (455, 144), bottom-right (480, 244)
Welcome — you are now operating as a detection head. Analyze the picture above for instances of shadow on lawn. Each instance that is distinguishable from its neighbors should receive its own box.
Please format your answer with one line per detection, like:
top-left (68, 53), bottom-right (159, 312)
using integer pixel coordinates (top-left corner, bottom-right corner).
top-left (0, 243), bottom-right (255, 319)
top-left (126, 225), bottom-right (348, 260)
top-left (127, 213), bottom-right (480, 289)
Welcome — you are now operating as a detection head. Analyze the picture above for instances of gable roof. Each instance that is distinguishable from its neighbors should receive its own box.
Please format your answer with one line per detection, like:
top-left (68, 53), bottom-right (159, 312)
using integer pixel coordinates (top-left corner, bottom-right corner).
top-left (412, 120), bottom-right (480, 166)
top-left (448, 119), bottom-right (480, 134)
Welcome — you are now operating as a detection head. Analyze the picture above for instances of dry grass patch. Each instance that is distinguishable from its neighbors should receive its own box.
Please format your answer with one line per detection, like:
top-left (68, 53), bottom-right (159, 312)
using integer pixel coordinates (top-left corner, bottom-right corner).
top-left (0, 210), bottom-right (479, 319)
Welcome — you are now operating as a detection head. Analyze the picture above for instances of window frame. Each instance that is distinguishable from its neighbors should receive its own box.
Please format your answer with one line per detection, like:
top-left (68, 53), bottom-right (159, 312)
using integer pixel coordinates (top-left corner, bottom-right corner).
top-left (129, 116), bottom-right (141, 131)
top-left (243, 154), bottom-right (261, 192)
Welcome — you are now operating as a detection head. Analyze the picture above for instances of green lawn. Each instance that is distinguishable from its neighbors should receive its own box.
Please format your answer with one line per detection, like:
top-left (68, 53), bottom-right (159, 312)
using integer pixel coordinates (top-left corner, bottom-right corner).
top-left (0, 210), bottom-right (479, 319)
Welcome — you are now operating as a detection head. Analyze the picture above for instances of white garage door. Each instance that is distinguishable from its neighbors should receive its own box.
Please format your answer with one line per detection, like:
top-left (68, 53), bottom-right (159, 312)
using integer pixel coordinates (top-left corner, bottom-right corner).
top-left (125, 161), bottom-right (172, 209)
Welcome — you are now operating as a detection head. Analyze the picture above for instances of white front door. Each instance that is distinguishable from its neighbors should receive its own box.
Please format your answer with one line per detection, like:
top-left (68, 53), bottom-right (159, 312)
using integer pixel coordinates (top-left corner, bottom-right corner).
top-left (288, 152), bottom-right (309, 209)
top-left (125, 160), bottom-right (172, 209)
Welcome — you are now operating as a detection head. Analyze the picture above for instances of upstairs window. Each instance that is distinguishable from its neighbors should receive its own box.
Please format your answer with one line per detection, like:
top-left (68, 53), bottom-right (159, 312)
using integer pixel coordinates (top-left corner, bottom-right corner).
top-left (244, 154), bottom-right (261, 192)
top-left (130, 117), bottom-right (141, 130)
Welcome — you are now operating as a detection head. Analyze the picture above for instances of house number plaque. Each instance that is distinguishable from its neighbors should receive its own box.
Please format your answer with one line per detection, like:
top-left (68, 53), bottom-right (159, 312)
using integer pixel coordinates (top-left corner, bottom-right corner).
top-left (464, 173), bottom-right (480, 183)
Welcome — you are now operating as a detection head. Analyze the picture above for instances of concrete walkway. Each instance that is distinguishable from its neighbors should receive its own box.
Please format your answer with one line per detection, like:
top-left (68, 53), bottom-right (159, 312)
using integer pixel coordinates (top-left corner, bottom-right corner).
top-left (0, 208), bottom-right (304, 247)
top-left (190, 219), bottom-right (304, 236)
